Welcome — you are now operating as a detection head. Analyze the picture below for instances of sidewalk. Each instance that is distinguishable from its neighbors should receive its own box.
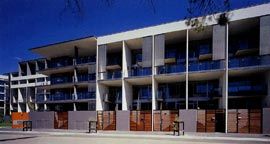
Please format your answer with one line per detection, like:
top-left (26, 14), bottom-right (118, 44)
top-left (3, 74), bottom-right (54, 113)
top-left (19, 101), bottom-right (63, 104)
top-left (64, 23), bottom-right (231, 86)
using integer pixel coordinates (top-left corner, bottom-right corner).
top-left (0, 128), bottom-right (269, 142)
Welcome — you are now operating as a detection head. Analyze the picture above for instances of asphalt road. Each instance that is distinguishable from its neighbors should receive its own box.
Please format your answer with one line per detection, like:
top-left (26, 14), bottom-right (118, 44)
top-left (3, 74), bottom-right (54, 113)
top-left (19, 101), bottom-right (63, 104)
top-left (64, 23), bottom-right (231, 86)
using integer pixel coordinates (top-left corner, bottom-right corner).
top-left (0, 133), bottom-right (269, 144)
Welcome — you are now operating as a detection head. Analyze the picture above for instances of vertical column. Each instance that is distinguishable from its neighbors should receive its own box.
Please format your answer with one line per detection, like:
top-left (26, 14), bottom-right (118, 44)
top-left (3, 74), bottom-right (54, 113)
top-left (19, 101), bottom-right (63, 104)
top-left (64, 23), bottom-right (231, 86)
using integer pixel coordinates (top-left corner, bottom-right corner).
top-left (96, 83), bottom-right (108, 110)
top-left (185, 29), bottom-right (189, 110)
top-left (122, 41), bottom-right (132, 110)
top-left (122, 80), bottom-right (132, 110)
top-left (260, 15), bottom-right (270, 55)
top-left (98, 45), bottom-right (107, 80)
top-left (225, 23), bottom-right (229, 133)
top-left (142, 36), bottom-right (153, 67)
top-left (263, 71), bottom-right (270, 107)
top-left (26, 62), bottom-right (31, 75)
top-left (151, 35), bottom-right (155, 131)
top-left (213, 25), bottom-right (226, 60)
top-left (154, 34), bottom-right (165, 74)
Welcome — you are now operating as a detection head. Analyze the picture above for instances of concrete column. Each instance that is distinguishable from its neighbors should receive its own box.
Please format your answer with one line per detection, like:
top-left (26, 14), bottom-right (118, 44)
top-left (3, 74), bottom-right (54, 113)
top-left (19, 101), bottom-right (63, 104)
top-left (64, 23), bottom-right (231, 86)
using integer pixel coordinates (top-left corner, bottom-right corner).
top-left (263, 108), bottom-right (270, 134)
top-left (122, 41), bottom-right (131, 77)
top-left (185, 29), bottom-right (189, 110)
top-left (213, 25), bottom-right (226, 60)
top-left (26, 62), bottom-right (31, 75)
top-left (97, 45), bottom-right (107, 80)
top-left (152, 79), bottom-right (158, 111)
top-left (263, 71), bottom-right (270, 107)
top-left (122, 80), bottom-right (132, 110)
top-left (225, 23), bottom-right (229, 133)
top-left (73, 103), bottom-right (76, 111)
top-left (96, 83), bottom-right (108, 110)
top-left (260, 15), bottom-right (270, 55)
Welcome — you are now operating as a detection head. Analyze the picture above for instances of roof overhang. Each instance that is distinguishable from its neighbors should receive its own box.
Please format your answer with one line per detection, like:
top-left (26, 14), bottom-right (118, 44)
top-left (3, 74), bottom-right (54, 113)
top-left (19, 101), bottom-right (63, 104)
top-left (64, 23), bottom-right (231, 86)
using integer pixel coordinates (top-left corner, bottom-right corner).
top-left (30, 36), bottom-right (97, 59)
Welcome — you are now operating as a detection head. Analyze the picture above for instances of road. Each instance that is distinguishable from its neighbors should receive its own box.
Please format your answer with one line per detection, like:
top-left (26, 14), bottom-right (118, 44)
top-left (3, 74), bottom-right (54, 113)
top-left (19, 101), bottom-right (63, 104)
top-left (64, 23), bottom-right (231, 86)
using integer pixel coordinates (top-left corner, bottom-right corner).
top-left (0, 133), bottom-right (269, 144)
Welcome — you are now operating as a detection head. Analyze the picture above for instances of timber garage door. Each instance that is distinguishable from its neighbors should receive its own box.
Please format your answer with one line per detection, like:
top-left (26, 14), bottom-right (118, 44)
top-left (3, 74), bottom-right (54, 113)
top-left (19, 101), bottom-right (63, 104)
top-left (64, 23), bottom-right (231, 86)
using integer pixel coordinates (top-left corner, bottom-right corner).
top-left (130, 111), bottom-right (152, 131)
top-left (228, 109), bottom-right (262, 134)
top-left (197, 109), bottom-right (225, 132)
top-left (97, 111), bottom-right (116, 130)
top-left (153, 110), bottom-right (178, 131)
top-left (54, 112), bottom-right (68, 129)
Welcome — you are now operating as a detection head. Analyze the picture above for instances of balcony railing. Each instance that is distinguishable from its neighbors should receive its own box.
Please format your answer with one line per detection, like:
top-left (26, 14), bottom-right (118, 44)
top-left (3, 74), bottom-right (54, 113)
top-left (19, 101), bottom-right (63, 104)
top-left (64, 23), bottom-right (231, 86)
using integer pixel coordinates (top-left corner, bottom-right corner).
top-left (157, 64), bottom-right (185, 74)
top-left (189, 60), bottom-right (223, 71)
top-left (129, 67), bottom-right (152, 77)
top-left (107, 71), bottom-right (122, 79)
top-left (77, 74), bottom-right (96, 82)
top-left (229, 55), bottom-right (270, 68)
top-left (77, 91), bottom-right (96, 99)
top-left (76, 56), bottom-right (96, 65)
top-left (228, 81), bottom-right (267, 96)
top-left (50, 76), bottom-right (72, 85)
top-left (48, 58), bottom-right (73, 69)
top-left (46, 93), bottom-right (73, 101)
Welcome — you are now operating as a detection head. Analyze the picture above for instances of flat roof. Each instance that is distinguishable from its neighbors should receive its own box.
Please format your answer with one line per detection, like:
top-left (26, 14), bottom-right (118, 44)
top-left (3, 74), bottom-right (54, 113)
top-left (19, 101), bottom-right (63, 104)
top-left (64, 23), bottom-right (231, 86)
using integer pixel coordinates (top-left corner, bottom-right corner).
top-left (30, 36), bottom-right (97, 58)
top-left (97, 3), bottom-right (270, 45)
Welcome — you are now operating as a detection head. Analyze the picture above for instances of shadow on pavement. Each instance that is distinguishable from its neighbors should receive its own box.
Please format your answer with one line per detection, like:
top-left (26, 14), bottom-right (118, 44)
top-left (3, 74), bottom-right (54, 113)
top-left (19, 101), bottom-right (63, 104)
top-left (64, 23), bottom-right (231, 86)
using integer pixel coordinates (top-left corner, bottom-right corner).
top-left (0, 136), bottom-right (38, 142)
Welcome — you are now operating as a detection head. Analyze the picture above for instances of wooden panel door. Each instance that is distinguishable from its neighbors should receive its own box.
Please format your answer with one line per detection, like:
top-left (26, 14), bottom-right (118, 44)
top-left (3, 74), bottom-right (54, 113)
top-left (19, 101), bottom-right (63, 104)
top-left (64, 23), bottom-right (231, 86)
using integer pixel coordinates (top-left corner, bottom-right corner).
top-left (249, 109), bottom-right (261, 134)
top-left (197, 110), bottom-right (206, 132)
top-left (206, 110), bottom-right (215, 132)
top-left (228, 109), bottom-right (237, 133)
top-left (130, 111), bottom-right (137, 131)
top-left (97, 111), bottom-right (116, 130)
top-left (161, 110), bottom-right (178, 131)
top-left (54, 112), bottom-right (68, 129)
top-left (143, 111), bottom-right (152, 131)
top-left (237, 109), bottom-right (249, 133)
top-left (130, 111), bottom-right (152, 131)
top-left (153, 111), bottom-right (161, 131)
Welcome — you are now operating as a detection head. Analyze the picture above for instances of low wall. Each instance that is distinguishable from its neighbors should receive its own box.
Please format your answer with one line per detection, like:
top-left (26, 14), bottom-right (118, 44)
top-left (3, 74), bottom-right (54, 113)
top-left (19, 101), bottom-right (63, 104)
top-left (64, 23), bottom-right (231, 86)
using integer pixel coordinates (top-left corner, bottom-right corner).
top-left (263, 108), bottom-right (270, 134)
top-left (179, 109), bottom-right (197, 132)
top-left (29, 111), bottom-right (54, 129)
top-left (68, 111), bottom-right (97, 130)
top-left (116, 110), bottom-right (130, 131)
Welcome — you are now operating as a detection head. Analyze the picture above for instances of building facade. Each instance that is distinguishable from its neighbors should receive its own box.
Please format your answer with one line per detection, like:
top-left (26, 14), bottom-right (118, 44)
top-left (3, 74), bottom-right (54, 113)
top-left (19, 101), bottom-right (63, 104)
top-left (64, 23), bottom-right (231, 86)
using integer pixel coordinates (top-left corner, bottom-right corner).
top-left (9, 59), bottom-right (47, 113)
top-left (6, 3), bottom-right (270, 133)
top-left (0, 75), bottom-right (9, 117)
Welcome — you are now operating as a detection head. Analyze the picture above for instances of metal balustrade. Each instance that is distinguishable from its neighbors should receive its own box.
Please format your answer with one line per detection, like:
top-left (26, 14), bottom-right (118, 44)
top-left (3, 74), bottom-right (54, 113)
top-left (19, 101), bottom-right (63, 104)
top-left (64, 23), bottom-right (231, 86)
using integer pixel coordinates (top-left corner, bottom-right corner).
top-left (76, 56), bottom-right (96, 64)
top-left (189, 60), bottom-right (223, 71)
top-left (48, 58), bottom-right (73, 68)
top-left (77, 91), bottom-right (96, 99)
top-left (228, 81), bottom-right (267, 96)
top-left (157, 64), bottom-right (185, 74)
top-left (107, 71), bottom-right (122, 79)
top-left (229, 55), bottom-right (270, 68)
top-left (50, 76), bottom-right (72, 85)
top-left (77, 74), bottom-right (96, 82)
top-left (46, 93), bottom-right (73, 101)
top-left (129, 67), bottom-right (152, 77)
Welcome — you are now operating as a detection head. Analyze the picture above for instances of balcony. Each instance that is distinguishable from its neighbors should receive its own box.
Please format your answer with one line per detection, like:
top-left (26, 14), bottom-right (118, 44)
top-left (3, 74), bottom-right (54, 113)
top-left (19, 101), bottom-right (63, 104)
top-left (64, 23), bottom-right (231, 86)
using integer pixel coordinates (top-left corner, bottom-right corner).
top-left (229, 55), bottom-right (270, 68)
top-left (77, 73), bottom-right (96, 82)
top-left (77, 91), bottom-right (96, 100)
top-left (228, 81), bottom-right (267, 96)
top-left (189, 60), bottom-right (223, 72)
top-left (46, 93), bottom-right (73, 102)
top-left (157, 64), bottom-right (185, 74)
top-left (50, 76), bottom-right (73, 85)
top-left (76, 56), bottom-right (96, 65)
top-left (129, 67), bottom-right (152, 77)
top-left (198, 44), bottom-right (212, 60)
top-left (106, 71), bottom-right (122, 80)
top-left (48, 58), bottom-right (73, 69)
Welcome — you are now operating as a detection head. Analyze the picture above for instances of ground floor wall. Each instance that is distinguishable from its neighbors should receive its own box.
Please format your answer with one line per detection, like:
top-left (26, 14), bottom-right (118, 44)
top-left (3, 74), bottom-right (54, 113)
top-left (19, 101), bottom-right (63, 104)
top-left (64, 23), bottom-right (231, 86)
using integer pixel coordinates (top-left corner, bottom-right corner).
top-left (24, 108), bottom-right (270, 134)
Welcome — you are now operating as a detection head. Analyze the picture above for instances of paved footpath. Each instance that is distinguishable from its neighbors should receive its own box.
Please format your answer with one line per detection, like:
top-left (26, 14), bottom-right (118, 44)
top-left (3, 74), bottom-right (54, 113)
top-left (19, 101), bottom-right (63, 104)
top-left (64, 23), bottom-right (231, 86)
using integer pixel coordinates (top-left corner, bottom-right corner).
top-left (0, 128), bottom-right (269, 144)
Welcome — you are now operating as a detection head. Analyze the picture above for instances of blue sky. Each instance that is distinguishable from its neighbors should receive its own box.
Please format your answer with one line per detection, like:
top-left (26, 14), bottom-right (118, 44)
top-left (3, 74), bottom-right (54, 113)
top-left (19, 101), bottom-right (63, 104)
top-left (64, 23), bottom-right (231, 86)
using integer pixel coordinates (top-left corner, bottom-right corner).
top-left (0, 0), bottom-right (269, 74)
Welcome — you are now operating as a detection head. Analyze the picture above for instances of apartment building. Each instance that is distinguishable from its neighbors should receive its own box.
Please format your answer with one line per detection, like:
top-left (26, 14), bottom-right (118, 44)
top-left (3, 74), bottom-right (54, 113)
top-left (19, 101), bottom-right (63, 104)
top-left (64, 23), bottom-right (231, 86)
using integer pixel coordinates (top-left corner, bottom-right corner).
top-left (0, 75), bottom-right (9, 117)
top-left (31, 37), bottom-right (97, 112)
top-left (9, 59), bottom-right (47, 113)
top-left (11, 3), bottom-right (270, 133)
